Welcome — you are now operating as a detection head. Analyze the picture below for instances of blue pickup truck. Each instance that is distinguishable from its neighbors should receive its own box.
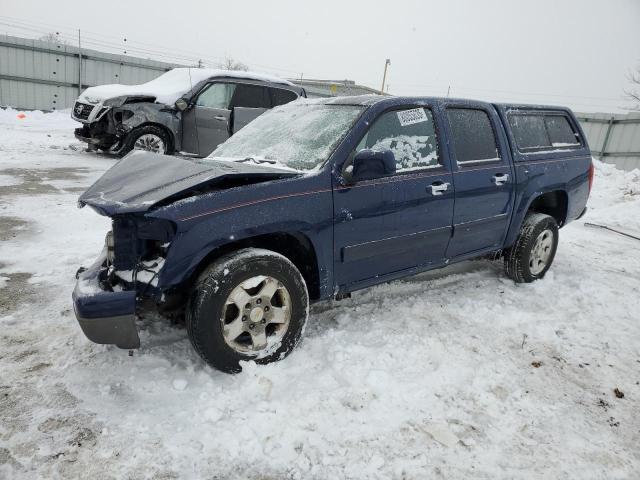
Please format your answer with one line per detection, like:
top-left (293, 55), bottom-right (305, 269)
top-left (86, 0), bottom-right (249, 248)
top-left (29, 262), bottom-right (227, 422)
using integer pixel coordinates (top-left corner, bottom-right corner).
top-left (73, 95), bottom-right (593, 373)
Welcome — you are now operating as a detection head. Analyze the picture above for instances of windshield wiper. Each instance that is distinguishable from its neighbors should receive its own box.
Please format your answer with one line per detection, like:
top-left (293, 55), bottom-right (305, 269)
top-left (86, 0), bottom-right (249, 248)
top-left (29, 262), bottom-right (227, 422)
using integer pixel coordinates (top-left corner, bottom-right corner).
top-left (237, 157), bottom-right (277, 165)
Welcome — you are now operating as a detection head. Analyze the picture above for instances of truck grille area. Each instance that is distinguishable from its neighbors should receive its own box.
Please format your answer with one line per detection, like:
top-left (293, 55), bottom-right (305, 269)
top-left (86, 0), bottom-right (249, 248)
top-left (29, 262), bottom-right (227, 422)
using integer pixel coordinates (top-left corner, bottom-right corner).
top-left (112, 217), bottom-right (138, 271)
top-left (73, 102), bottom-right (94, 120)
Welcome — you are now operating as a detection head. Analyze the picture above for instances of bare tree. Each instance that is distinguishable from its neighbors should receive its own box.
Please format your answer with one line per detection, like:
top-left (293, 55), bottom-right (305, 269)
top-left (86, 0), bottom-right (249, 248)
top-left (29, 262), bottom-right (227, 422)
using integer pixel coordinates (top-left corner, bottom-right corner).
top-left (627, 68), bottom-right (640, 109)
top-left (38, 32), bottom-right (67, 45)
top-left (218, 56), bottom-right (249, 72)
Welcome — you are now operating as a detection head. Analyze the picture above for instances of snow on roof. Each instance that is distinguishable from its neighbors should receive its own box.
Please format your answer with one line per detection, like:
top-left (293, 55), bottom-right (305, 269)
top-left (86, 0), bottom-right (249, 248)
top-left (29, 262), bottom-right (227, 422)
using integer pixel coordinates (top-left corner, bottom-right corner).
top-left (78, 68), bottom-right (295, 105)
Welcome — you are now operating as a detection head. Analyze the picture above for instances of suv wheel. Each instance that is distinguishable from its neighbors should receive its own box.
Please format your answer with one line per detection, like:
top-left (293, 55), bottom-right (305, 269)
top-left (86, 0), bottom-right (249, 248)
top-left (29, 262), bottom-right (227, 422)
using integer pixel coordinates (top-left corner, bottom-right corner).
top-left (120, 125), bottom-right (171, 156)
top-left (504, 213), bottom-right (559, 283)
top-left (186, 248), bottom-right (309, 373)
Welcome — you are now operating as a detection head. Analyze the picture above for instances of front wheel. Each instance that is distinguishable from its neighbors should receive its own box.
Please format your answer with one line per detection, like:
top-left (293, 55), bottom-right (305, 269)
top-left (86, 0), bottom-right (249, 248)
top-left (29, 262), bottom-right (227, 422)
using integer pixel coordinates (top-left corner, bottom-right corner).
top-left (119, 125), bottom-right (171, 156)
top-left (186, 248), bottom-right (309, 373)
top-left (504, 213), bottom-right (559, 283)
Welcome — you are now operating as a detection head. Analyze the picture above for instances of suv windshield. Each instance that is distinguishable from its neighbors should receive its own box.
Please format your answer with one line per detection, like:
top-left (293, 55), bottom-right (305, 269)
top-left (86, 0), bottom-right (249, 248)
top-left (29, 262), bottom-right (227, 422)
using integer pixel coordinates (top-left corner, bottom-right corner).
top-left (208, 103), bottom-right (364, 171)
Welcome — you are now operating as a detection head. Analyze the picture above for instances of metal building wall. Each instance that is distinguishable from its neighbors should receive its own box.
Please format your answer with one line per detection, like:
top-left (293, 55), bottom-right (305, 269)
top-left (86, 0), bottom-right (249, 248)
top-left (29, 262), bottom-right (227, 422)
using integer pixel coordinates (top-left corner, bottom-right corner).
top-left (577, 112), bottom-right (640, 171)
top-left (0, 34), bottom-right (178, 111)
top-left (2, 35), bottom-right (639, 170)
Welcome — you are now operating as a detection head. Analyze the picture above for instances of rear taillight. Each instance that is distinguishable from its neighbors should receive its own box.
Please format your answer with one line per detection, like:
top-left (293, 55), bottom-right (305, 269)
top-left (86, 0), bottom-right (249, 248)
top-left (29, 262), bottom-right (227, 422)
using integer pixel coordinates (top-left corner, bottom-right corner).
top-left (588, 161), bottom-right (594, 193)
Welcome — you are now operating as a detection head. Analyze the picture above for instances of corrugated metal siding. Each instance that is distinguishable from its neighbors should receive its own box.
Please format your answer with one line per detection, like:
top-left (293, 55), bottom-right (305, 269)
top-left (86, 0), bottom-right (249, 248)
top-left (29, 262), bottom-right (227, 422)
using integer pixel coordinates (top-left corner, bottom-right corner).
top-left (2, 35), bottom-right (638, 170)
top-left (0, 34), bottom-right (178, 111)
top-left (577, 112), bottom-right (640, 171)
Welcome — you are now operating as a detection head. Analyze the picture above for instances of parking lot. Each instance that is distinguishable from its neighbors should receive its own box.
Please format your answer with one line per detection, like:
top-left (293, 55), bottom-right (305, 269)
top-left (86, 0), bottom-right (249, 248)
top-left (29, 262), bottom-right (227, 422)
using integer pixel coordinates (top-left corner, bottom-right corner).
top-left (1, 108), bottom-right (639, 479)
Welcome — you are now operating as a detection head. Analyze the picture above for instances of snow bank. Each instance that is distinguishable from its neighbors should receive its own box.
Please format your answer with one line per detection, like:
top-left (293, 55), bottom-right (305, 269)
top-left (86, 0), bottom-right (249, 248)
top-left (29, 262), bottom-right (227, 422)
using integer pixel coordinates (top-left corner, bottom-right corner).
top-left (0, 173), bottom-right (22, 187)
top-left (587, 158), bottom-right (640, 231)
top-left (1, 114), bottom-right (639, 479)
top-left (78, 68), bottom-right (294, 105)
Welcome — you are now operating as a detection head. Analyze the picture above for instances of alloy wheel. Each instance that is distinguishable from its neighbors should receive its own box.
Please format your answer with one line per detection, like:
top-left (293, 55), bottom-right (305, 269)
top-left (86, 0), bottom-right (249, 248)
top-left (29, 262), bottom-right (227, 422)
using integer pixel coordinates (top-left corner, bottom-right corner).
top-left (220, 276), bottom-right (292, 354)
top-left (133, 134), bottom-right (165, 153)
top-left (529, 229), bottom-right (554, 275)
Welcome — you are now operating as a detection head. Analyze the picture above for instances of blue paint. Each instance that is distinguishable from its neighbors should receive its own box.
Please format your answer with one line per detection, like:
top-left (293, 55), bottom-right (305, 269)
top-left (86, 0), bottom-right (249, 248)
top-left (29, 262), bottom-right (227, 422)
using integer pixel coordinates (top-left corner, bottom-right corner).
top-left (73, 96), bottom-right (592, 339)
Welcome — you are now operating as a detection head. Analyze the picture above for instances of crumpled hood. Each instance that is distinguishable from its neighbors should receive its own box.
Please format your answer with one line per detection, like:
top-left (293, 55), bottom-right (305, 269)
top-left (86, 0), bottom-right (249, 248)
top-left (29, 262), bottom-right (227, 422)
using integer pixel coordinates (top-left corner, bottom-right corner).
top-left (78, 151), bottom-right (298, 216)
top-left (78, 83), bottom-right (160, 105)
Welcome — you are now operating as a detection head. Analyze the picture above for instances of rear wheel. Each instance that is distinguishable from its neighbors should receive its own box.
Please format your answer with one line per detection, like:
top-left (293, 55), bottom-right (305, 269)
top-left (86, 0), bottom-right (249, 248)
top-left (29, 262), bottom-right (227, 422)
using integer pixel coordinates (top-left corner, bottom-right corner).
top-left (504, 213), bottom-right (559, 283)
top-left (186, 248), bottom-right (309, 373)
top-left (120, 125), bottom-right (171, 156)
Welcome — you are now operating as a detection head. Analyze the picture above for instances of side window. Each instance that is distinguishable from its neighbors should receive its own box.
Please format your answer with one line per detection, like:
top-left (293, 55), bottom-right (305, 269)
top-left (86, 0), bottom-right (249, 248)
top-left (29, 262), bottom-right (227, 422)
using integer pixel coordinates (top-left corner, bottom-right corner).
top-left (508, 112), bottom-right (582, 151)
top-left (355, 107), bottom-right (440, 171)
top-left (545, 115), bottom-right (580, 146)
top-left (508, 114), bottom-right (549, 149)
top-left (196, 83), bottom-right (236, 109)
top-left (271, 88), bottom-right (298, 106)
top-left (446, 108), bottom-right (500, 163)
top-left (230, 84), bottom-right (271, 109)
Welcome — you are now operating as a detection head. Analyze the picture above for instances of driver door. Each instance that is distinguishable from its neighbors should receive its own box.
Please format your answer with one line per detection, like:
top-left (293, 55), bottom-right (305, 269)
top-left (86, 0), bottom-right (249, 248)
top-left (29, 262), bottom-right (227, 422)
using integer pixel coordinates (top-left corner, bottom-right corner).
top-left (181, 82), bottom-right (236, 156)
top-left (333, 106), bottom-right (455, 289)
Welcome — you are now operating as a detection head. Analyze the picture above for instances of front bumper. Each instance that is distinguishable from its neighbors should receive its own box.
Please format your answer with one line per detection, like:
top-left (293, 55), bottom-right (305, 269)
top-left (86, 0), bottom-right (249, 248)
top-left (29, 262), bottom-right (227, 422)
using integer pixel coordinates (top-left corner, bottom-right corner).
top-left (72, 250), bottom-right (140, 349)
top-left (74, 128), bottom-right (117, 147)
top-left (576, 206), bottom-right (588, 220)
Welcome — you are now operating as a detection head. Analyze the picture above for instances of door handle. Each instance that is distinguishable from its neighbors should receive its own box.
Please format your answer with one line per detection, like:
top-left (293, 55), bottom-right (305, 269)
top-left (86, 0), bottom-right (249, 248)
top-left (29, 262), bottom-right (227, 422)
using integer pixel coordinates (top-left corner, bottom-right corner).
top-left (214, 115), bottom-right (227, 121)
top-left (429, 181), bottom-right (450, 196)
top-left (492, 173), bottom-right (509, 186)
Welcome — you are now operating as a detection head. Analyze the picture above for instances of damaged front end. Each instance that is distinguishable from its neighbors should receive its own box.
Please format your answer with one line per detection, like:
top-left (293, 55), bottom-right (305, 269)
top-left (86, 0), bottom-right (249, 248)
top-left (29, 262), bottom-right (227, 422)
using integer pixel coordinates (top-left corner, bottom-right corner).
top-left (72, 214), bottom-right (176, 350)
top-left (72, 96), bottom-right (179, 153)
top-left (72, 152), bottom-right (299, 349)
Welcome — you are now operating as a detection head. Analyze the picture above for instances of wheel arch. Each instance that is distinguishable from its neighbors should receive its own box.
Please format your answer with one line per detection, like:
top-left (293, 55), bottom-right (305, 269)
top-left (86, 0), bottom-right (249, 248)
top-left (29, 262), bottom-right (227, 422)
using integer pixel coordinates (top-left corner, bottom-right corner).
top-left (504, 189), bottom-right (568, 249)
top-left (183, 231), bottom-right (322, 301)
top-left (127, 122), bottom-right (176, 153)
top-left (526, 190), bottom-right (568, 227)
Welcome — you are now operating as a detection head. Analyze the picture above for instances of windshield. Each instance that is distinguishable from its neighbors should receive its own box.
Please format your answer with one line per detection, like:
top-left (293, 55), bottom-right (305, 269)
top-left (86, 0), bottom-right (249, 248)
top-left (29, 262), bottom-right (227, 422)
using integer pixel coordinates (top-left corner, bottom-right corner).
top-left (208, 103), bottom-right (364, 171)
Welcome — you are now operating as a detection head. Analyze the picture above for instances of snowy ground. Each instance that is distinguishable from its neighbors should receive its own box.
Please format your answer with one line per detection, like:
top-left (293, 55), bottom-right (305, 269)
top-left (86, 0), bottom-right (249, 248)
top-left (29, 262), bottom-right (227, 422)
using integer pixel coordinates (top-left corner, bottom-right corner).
top-left (0, 108), bottom-right (639, 479)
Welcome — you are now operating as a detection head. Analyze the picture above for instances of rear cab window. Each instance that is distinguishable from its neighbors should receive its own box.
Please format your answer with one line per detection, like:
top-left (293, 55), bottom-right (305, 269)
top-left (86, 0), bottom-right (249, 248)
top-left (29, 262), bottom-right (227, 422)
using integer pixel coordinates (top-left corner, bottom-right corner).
top-left (508, 111), bottom-right (582, 152)
top-left (446, 108), bottom-right (501, 165)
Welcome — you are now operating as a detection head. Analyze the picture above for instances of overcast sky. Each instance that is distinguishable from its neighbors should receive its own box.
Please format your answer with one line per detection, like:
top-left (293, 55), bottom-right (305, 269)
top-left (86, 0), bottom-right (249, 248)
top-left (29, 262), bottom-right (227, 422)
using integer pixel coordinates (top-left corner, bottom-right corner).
top-left (2, 0), bottom-right (639, 112)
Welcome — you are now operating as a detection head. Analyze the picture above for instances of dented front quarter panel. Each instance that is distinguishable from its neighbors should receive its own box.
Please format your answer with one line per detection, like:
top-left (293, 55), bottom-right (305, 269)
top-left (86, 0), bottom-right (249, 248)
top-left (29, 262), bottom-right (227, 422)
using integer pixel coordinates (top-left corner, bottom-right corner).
top-left (114, 102), bottom-right (182, 149)
top-left (147, 170), bottom-right (335, 299)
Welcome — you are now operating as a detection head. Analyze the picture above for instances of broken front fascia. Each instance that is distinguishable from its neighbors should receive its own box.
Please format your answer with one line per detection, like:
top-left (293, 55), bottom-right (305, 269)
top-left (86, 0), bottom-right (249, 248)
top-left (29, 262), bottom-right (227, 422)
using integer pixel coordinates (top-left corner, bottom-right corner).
top-left (114, 257), bottom-right (166, 291)
top-left (74, 100), bottom-right (181, 152)
top-left (112, 102), bottom-right (181, 150)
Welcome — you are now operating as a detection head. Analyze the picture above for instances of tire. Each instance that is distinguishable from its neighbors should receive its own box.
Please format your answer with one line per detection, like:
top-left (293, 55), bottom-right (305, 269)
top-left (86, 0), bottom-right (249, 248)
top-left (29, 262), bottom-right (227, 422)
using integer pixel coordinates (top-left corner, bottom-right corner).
top-left (504, 213), bottom-right (559, 283)
top-left (186, 248), bottom-right (309, 373)
top-left (119, 125), bottom-right (172, 156)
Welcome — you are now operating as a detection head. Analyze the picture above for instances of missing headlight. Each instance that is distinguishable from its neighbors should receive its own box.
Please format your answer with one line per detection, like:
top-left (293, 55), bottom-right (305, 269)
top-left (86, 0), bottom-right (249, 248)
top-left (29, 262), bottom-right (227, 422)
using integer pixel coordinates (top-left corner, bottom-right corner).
top-left (105, 230), bottom-right (115, 265)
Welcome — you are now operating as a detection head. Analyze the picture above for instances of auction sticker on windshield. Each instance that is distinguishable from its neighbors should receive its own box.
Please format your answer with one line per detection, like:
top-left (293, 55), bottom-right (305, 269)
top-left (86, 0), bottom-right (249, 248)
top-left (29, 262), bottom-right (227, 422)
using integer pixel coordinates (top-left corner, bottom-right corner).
top-left (397, 108), bottom-right (428, 126)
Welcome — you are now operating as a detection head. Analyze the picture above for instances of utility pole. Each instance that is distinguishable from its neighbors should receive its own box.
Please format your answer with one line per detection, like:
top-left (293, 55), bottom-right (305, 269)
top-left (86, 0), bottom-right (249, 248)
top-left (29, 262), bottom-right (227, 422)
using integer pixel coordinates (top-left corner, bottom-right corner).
top-left (380, 58), bottom-right (390, 95)
top-left (77, 29), bottom-right (82, 95)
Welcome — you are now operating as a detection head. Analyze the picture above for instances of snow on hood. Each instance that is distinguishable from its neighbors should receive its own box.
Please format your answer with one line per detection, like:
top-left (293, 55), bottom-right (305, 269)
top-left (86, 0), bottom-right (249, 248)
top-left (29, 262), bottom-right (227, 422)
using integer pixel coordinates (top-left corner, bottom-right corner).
top-left (78, 150), bottom-right (299, 216)
top-left (78, 68), bottom-right (294, 105)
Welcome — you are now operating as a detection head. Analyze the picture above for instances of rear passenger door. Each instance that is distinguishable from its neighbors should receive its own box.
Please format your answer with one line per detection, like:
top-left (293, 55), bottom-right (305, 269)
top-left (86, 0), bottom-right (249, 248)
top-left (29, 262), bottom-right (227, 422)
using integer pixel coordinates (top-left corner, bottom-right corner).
top-left (230, 83), bottom-right (272, 133)
top-left (444, 104), bottom-right (514, 258)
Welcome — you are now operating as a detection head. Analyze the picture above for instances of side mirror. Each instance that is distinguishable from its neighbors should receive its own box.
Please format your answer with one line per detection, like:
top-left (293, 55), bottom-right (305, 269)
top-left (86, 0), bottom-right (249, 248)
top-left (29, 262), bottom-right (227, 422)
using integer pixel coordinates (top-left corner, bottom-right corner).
top-left (344, 149), bottom-right (396, 183)
top-left (175, 98), bottom-right (188, 111)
